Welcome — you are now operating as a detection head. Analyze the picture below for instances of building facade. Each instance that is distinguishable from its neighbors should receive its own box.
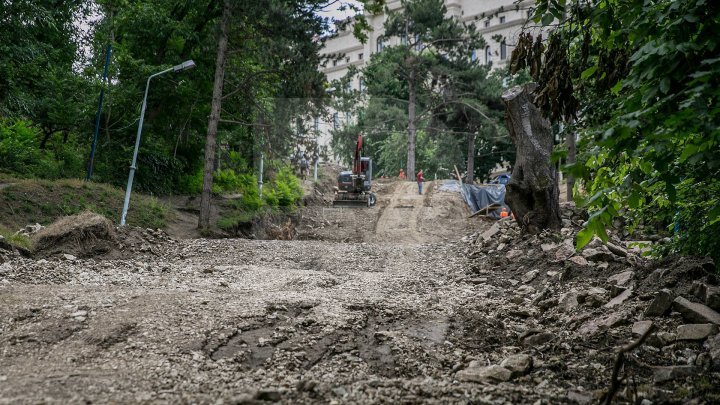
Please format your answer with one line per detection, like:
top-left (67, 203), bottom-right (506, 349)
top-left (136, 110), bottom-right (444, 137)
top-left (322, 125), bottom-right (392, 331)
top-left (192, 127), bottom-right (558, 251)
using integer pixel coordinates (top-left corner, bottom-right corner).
top-left (315, 0), bottom-right (539, 163)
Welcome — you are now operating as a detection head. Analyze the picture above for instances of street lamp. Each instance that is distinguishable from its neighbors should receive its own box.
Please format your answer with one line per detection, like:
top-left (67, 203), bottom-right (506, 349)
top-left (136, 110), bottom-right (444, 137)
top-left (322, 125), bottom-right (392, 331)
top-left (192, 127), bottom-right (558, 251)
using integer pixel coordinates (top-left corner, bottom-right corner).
top-left (120, 60), bottom-right (196, 226)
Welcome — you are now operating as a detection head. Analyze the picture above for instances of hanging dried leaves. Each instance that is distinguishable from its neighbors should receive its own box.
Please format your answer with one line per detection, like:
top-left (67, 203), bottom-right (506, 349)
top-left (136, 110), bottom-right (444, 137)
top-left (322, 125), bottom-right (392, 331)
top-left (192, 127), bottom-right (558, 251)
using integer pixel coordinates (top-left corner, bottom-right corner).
top-left (510, 33), bottom-right (578, 122)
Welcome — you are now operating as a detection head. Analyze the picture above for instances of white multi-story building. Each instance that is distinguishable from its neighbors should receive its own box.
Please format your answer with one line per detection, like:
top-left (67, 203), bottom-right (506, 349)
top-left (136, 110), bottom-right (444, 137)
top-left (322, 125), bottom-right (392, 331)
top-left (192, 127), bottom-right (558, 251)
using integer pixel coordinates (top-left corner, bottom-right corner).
top-left (315, 0), bottom-right (539, 161)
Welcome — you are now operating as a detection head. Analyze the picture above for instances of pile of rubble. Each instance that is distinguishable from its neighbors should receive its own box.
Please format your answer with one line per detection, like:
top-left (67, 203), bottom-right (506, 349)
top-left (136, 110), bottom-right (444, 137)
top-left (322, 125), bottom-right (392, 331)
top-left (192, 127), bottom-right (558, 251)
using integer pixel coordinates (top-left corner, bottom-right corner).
top-left (458, 202), bottom-right (719, 402)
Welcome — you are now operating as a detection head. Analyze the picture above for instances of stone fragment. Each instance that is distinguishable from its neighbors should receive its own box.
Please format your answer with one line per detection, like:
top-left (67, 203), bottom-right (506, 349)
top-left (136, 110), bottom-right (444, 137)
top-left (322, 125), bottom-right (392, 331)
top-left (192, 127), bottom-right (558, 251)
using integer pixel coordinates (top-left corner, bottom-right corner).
top-left (568, 256), bottom-right (589, 267)
top-left (456, 364), bottom-right (512, 383)
top-left (673, 296), bottom-right (720, 325)
top-left (700, 284), bottom-right (720, 312)
top-left (566, 391), bottom-right (593, 404)
top-left (676, 324), bottom-right (718, 341)
top-left (606, 242), bottom-right (628, 257)
top-left (653, 365), bottom-right (696, 383)
top-left (607, 270), bottom-right (634, 287)
top-left (644, 289), bottom-right (674, 317)
top-left (584, 287), bottom-right (608, 308)
top-left (522, 332), bottom-right (554, 347)
top-left (63, 254), bottom-right (77, 261)
top-left (540, 243), bottom-right (557, 252)
top-left (500, 354), bottom-right (533, 377)
top-left (582, 247), bottom-right (614, 262)
top-left (604, 288), bottom-right (633, 309)
top-left (71, 310), bottom-right (88, 318)
top-left (705, 334), bottom-right (720, 371)
top-left (506, 249), bottom-right (524, 262)
top-left (578, 312), bottom-right (628, 336)
top-left (481, 223), bottom-right (500, 241)
top-left (521, 269), bottom-right (539, 283)
top-left (555, 240), bottom-right (575, 260)
top-left (559, 291), bottom-right (580, 311)
top-left (632, 321), bottom-right (653, 336)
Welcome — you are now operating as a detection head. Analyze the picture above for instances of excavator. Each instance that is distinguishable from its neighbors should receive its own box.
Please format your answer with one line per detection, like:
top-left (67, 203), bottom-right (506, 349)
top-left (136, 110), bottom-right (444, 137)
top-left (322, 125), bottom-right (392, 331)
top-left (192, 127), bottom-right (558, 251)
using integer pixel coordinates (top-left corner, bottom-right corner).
top-left (333, 133), bottom-right (377, 207)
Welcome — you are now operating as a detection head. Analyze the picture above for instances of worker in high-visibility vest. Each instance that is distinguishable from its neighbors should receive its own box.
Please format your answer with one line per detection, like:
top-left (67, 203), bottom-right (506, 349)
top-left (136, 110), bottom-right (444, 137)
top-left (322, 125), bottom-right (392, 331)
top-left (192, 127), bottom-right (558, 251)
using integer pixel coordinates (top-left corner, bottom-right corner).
top-left (500, 207), bottom-right (509, 218)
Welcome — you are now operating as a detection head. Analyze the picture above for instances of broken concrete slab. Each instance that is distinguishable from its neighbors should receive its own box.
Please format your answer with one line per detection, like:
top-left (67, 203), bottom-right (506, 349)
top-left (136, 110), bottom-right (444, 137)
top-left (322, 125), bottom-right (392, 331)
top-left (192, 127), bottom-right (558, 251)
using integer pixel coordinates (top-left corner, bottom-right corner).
top-left (676, 324), bottom-right (718, 341)
top-left (673, 296), bottom-right (720, 325)
top-left (644, 289), bottom-right (674, 318)
top-left (606, 270), bottom-right (634, 287)
top-left (632, 320), bottom-right (653, 336)
top-left (604, 288), bottom-right (633, 309)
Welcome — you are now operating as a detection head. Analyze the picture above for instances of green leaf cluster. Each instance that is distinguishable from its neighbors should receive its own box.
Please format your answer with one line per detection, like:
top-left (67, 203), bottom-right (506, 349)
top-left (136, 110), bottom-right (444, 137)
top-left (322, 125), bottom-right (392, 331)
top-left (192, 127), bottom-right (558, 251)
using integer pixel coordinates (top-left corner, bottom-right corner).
top-left (536, 0), bottom-right (720, 262)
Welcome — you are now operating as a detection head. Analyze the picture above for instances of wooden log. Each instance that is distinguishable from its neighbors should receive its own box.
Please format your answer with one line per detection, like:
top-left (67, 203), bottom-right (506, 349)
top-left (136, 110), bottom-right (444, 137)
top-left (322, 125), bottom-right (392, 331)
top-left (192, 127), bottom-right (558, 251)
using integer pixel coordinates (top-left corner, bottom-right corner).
top-left (502, 84), bottom-right (562, 234)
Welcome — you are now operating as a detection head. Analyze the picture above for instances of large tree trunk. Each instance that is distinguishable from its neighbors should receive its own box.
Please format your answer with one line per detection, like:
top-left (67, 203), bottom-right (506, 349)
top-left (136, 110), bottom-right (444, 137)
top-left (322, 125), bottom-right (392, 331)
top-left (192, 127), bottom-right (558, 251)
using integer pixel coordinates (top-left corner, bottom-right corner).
top-left (502, 84), bottom-right (562, 234)
top-left (198, 0), bottom-right (230, 230)
top-left (406, 71), bottom-right (416, 181)
top-left (465, 131), bottom-right (475, 184)
top-left (566, 119), bottom-right (576, 201)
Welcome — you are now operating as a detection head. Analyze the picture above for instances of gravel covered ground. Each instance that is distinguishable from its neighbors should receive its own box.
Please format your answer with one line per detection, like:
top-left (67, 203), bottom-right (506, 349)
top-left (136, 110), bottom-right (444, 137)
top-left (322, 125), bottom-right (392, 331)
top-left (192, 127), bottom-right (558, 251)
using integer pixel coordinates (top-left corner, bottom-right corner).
top-left (1, 181), bottom-right (719, 404)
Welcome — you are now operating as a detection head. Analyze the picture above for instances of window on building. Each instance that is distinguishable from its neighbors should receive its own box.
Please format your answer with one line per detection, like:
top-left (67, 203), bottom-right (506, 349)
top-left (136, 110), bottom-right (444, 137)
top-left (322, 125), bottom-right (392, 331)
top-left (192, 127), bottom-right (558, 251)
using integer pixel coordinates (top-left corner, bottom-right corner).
top-left (376, 36), bottom-right (384, 53)
top-left (332, 60), bottom-right (337, 67)
top-left (527, 10), bottom-right (533, 18)
top-left (345, 57), bottom-right (350, 63)
top-left (358, 53), bottom-right (363, 60)
top-left (415, 34), bottom-right (423, 51)
top-left (346, 112), bottom-right (352, 125)
top-left (485, 46), bottom-right (492, 65)
top-left (314, 117), bottom-right (319, 132)
top-left (471, 50), bottom-right (477, 62)
top-left (359, 78), bottom-right (365, 92)
top-left (500, 41), bottom-right (507, 60)
top-left (333, 112), bottom-right (339, 129)
top-left (499, 16), bottom-right (506, 24)
top-left (484, 20), bottom-right (490, 28)
top-left (400, 34), bottom-right (407, 45)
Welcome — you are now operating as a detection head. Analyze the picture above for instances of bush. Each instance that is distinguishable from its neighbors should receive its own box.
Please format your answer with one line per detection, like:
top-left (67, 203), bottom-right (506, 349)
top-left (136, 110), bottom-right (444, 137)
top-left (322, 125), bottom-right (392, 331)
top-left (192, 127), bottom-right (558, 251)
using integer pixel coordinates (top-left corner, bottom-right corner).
top-left (272, 166), bottom-right (303, 208)
top-left (0, 119), bottom-right (41, 175)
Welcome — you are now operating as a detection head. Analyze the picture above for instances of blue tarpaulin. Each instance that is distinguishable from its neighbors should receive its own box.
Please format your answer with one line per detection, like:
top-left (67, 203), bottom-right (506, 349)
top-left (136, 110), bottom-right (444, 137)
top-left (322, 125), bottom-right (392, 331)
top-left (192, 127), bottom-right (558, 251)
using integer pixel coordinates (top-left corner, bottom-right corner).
top-left (459, 182), bottom-right (511, 219)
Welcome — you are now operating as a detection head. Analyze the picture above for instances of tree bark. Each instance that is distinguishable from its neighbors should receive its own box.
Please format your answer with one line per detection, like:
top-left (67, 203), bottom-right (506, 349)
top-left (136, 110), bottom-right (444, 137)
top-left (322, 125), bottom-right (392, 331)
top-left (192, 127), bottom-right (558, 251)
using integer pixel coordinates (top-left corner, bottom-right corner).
top-left (465, 131), bottom-right (475, 184)
top-left (198, 0), bottom-right (230, 230)
top-left (406, 70), bottom-right (416, 181)
top-left (566, 119), bottom-right (576, 201)
top-left (502, 83), bottom-right (562, 234)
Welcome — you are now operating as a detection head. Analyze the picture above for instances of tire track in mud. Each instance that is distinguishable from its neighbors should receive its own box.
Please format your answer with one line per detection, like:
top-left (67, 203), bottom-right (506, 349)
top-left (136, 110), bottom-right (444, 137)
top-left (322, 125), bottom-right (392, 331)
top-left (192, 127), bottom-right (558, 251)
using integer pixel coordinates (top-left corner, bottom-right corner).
top-left (370, 182), bottom-right (428, 243)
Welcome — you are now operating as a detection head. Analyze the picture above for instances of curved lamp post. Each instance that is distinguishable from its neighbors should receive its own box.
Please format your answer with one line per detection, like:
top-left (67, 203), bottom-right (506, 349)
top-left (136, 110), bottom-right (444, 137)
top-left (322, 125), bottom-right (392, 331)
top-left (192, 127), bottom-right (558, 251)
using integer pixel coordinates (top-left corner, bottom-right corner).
top-left (120, 60), bottom-right (196, 226)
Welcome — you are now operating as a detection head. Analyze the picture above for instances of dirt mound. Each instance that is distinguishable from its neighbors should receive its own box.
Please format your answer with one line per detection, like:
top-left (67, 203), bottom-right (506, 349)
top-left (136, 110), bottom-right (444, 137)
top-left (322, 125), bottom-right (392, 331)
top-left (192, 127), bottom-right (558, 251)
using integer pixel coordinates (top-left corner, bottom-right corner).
top-left (31, 212), bottom-right (116, 258)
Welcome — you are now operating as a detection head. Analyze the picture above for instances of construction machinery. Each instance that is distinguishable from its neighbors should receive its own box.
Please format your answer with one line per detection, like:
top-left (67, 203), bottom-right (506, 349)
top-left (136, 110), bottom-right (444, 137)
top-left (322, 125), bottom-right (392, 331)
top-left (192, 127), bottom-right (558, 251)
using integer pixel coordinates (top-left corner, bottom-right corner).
top-left (333, 133), bottom-right (377, 207)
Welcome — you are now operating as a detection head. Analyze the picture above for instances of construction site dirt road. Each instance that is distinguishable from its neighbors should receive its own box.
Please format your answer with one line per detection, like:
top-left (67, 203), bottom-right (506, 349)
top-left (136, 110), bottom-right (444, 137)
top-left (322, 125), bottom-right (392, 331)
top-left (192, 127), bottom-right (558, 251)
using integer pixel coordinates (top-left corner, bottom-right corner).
top-left (2, 179), bottom-right (717, 403)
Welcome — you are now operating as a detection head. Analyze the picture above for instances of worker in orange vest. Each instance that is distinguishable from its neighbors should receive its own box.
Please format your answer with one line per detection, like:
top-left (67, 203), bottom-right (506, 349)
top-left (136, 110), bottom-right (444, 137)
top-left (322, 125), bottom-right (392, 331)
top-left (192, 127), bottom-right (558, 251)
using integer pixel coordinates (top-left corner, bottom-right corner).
top-left (500, 207), bottom-right (509, 218)
top-left (399, 169), bottom-right (406, 180)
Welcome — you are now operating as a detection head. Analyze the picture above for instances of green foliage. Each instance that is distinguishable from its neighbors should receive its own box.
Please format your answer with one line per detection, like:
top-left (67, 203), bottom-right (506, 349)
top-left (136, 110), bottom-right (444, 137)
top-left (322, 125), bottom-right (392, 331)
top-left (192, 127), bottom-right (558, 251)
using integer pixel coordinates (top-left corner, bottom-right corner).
top-left (532, 0), bottom-right (720, 262)
top-left (271, 167), bottom-right (303, 209)
top-left (0, 119), bottom-right (40, 174)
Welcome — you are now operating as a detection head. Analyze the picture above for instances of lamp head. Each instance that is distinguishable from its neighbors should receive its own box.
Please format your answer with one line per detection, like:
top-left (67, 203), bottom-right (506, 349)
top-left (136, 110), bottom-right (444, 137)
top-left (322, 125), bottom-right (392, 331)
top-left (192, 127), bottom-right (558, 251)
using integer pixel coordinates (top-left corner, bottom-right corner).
top-left (173, 60), bottom-right (196, 72)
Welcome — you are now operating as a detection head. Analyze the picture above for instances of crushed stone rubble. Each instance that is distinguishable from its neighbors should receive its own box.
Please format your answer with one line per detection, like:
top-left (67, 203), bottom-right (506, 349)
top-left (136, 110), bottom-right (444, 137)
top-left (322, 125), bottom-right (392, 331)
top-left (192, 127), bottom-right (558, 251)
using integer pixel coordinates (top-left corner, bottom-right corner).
top-left (0, 202), bottom-right (718, 403)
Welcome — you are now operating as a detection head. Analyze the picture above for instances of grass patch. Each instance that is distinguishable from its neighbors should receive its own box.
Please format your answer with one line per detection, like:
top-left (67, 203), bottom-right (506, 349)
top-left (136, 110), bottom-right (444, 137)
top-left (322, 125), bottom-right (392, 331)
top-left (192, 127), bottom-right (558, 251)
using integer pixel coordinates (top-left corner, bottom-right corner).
top-left (0, 225), bottom-right (32, 250)
top-left (0, 177), bottom-right (171, 231)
